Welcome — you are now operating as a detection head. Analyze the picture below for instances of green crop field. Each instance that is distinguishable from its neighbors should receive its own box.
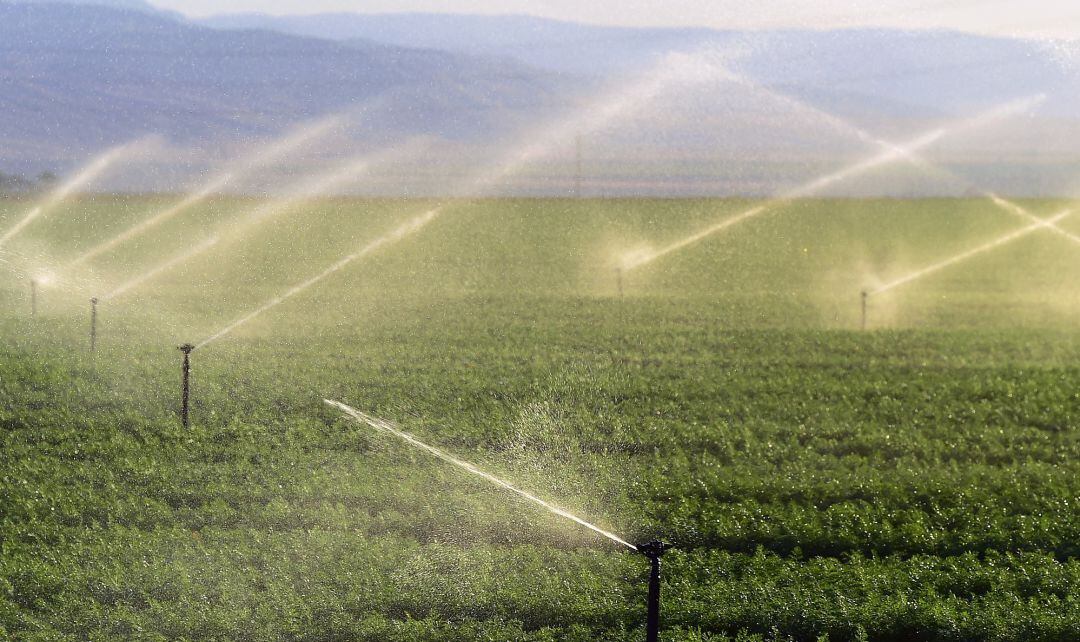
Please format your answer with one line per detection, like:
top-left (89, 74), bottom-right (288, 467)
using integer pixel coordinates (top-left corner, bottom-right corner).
top-left (1, 195), bottom-right (1078, 641)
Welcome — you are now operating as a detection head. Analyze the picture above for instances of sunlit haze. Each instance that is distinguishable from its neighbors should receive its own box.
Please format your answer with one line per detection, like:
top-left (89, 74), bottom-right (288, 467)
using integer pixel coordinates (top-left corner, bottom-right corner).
top-left (151, 0), bottom-right (1080, 40)
top-left (4, 1), bottom-right (1079, 640)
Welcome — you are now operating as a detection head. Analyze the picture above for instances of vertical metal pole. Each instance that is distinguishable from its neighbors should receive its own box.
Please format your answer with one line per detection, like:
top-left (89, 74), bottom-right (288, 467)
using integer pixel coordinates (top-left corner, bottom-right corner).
top-left (639, 540), bottom-right (671, 642)
top-left (89, 298), bottom-right (98, 352)
top-left (575, 134), bottom-right (583, 198)
top-left (179, 343), bottom-right (194, 428)
top-left (30, 279), bottom-right (37, 318)
top-left (861, 290), bottom-right (868, 331)
top-left (646, 554), bottom-right (661, 642)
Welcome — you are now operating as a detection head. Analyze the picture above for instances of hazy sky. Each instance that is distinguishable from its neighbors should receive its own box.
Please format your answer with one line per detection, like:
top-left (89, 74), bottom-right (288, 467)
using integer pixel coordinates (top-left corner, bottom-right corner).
top-left (150, 1), bottom-right (1080, 39)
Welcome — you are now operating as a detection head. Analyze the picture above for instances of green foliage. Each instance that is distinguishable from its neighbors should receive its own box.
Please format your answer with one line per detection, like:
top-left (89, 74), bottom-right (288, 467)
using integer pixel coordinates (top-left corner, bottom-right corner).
top-left (0, 196), bottom-right (1078, 640)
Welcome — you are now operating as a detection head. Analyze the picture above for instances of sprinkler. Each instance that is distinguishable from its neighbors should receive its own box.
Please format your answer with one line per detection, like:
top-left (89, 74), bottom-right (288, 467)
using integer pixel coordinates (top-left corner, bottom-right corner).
top-left (178, 343), bottom-right (194, 428)
top-left (638, 540), bottom-right (673, 642)
top-left (861, 290), bottom-right (868, 331)
top-left (30, 279), bottom-right (37, 318)
top-left (89, 297), bottom-right (98, 352)
top-left (327, 402), bottom-right (653, 634)
top-left (616, 267), bottom-right (624, 297)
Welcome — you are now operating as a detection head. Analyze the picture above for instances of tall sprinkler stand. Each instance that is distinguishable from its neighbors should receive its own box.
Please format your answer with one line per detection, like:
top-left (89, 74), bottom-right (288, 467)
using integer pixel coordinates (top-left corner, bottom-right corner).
top-left (639, 540), bottom-right (673, 642)
top-left (30, 279), bottom-right (37, 318)
top-left (860, 290), bottom-right (868, 331)
top-left (178, 343), bottom-right (194, 428)
top-left (89, 298), bottom-right (98, 352)
top-left (616, 267), bottom-right (624, 298)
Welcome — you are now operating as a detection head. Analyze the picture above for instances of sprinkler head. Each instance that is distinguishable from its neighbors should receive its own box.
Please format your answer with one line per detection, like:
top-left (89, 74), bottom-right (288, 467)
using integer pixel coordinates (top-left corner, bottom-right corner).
top-left (90, 297), bottom-right (98, 305)
top-left (32, 272), bottom-right (55, 288)
top-left (638, 540), bottom-right (672, 560)
top-left (178, 343), bottom-right (195, 354)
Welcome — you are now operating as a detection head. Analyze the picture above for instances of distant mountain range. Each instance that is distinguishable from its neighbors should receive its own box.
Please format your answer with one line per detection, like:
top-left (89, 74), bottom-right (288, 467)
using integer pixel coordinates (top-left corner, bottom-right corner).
top-left (13, 0), bottom-right (161, 12)
top-left (3, 0), bottom-right (1080, 196)
top-left (200, 12), bottom-right (1080, 118)
top-left (0, 2), bottom-right (566, 173)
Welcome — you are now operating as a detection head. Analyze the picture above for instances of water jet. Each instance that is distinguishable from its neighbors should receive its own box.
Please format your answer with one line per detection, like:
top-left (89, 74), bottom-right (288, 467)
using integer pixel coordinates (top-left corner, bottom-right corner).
top-left (195, 208), bottom-right (442, 350)
top-left (622, 94), bottom-right (1045, 273)
top-left (325, 400), bottom-right (635, 548)
top-left (987, 195), bottom-right (1080, 247)
top-left (324, 401), bottom-right (671, 638)
top-left (30, 279), bottom-right (37, 318)
top-left (98, 141), bottom-right (429, 300)
top-left (0, 137), bottom-right (154, 249)
top-left (101, 237), bottom-right (219, 303)
top-left (182, 52), bottom-right (727, 332)
top-left (66, 115), bottom-right (347, 268)
top-left (870, 209), bottom-right (1072, 299)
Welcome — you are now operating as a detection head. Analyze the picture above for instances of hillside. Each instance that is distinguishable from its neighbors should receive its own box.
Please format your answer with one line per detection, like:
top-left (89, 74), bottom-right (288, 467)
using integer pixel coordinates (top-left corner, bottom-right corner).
top-left (3, 3), bottom-right (1080, 195)
top-left (0, 2), bottom-right (564, 172)
top-left (201, 13), bottom-right (1080, 116)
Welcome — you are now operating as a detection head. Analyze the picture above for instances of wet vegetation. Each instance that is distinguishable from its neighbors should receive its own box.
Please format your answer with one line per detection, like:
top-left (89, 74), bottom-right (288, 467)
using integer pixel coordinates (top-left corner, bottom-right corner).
top-left (2, 196), bottom-right (1079, 640)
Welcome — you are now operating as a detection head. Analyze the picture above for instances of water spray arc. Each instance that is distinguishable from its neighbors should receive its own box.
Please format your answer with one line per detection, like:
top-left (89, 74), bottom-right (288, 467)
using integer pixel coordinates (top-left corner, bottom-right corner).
top-left (0, 138), bottom-right (151, 249)
top-left (188, 55), bottom-right (731, 349)
top-left (821, 125), bottom-right (1079, 248)
top-left (194, 208), bottom-right (442, 349)
top-left (325, 400), bottom-right (636, 548)
top-left (619, 94), bottom-right (1046, 274)
top-left (693, 91), bottom-right (1070, 328)
top-left (75, 237), bottom-right (217, 366)
top-left (174, 49), bottom-right (743, 347)
top-left (460, 49), bottom-right (732, 199)
top-left (988, 195), bottom-right (1080, 247)
top-left (225, 140), bottom-right (431, 240)
top-left (326, 400), bottom-right (675, 639)
top-left (101, 237), bottom-right (219, 303)
top-left (861, 209), bottom-right (1073, 326)
top-left (99, 142), bottom-right (429, 303)
top-left (713, 87), bottom-right (1066, 251)
top-left (65, 116), bottom-right (347, 269)
top-left (871, 209), bottom-right (1073, 296)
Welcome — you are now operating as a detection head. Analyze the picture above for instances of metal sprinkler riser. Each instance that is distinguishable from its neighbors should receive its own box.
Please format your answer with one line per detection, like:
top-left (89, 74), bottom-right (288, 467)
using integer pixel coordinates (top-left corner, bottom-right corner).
top-left (637, 540), bottom-right (673, 642)
top-left (178, 343), bottom-right (194, 428)
top-left (860, 290), bottom-right (868, 331)
top-left (89, 298), bottom-right (98, 352)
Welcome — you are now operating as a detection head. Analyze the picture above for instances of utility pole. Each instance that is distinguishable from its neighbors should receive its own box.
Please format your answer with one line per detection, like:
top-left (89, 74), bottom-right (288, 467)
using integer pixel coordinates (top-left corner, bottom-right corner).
top-left (575, 134), bottom-right (583, 198)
